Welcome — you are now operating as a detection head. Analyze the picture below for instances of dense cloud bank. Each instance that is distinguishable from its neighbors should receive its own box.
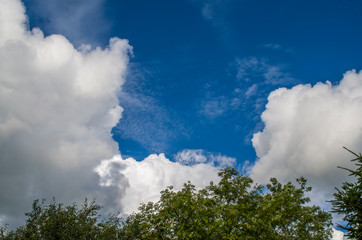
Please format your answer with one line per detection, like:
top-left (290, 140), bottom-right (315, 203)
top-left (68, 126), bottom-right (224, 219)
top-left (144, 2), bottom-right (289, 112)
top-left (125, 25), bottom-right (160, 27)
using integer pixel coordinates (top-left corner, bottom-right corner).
top-left (251, 70), bottom-right (362, 207)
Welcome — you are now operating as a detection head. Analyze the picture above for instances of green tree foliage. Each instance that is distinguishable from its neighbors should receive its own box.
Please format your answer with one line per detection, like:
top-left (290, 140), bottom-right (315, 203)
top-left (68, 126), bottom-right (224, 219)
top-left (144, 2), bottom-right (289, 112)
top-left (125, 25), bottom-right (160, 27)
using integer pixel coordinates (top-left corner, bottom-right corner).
top-left (0, 198), bottom-right (122, 240)
top-left (331, 147), bottom-right (362, 239)
top-left (121, 167), bottom-right (332, 239)
top-left (1, 168), bottom-right (333, 239)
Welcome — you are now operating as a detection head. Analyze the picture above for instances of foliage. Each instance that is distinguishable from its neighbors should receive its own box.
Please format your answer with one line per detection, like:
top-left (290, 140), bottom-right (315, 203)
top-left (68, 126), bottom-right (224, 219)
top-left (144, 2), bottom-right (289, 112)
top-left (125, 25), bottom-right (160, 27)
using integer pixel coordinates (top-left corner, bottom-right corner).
top-left (1, 168), bottom-right (333, 239)
top-left (0, 198), bottom-right (122, 240)
top-left (331, 147), bottom-right (362, 239)
top-left (121, 167), bottom-right (332, 239)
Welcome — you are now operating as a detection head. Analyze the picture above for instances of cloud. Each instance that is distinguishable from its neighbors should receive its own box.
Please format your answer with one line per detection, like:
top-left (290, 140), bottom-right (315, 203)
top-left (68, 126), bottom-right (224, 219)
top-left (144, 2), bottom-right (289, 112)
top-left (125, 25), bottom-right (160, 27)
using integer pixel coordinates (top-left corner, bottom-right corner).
top-left (262, 43), bottom-right (282, 50)
top-left (201, 3), bottom-right (215, 20)
top-left (113, 65), bottom-right (182, 153)
top-left (174, 149), bottom-right (236, 167)
top-left (190, 0), bottom-right (223, 21)
top-left (199, 96), bottom-right (229, 119)
top-left (245, 83), bottom-right (258, 98)
top-left (0, 0), bottom-right (227, 228)
top-left (199, 57), bottom-right (295, 122)
top-left (115, 91), bottom-right (174, 153)
top-left (94, 153), bottom-right (221, 214)
top-left (0, 0), bottom-right (131, 226)
top-left (174, 149), bottom-right (208, 165)
top-left (261, 43), bottom-right (293, 53)
top-left (236, 57), bottom-right (295, 85)
top-left (24, 0), bottom-right (109, 46)
top-left (209, 154), bottom-right (236, 167)
top-left (249, 70), bottom-right (362, 218)
top-left (332, 229), bottom-right (346, 240)
top-left (94, 149), bottom-right (235, 215)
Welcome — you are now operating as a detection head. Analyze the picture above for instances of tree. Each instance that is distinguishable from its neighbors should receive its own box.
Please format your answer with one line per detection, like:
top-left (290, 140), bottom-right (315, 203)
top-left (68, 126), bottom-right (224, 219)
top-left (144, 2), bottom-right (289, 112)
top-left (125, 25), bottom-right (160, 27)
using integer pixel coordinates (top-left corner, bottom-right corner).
top-left (0, 198), bottom-right (122, 240)
top-left (121, 167), bottom-right (332, 239)
top-left (1, 168), bottom-right (333, 239)
top-left (331, 147), bottom-right (362, 239)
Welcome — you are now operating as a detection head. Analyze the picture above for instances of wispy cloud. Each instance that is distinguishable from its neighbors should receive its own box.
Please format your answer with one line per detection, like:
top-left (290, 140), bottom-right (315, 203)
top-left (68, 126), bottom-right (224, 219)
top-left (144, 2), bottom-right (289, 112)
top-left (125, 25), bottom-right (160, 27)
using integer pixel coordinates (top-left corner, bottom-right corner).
top-left (236, 57), bottom-right (295, 85)
top-left (261, 43), bottom-right (293, 53)
top-left (189, 0), bottom-right (234, 44)
top-left (199, 96), bottom-right (229, 119)
top-left (201, 2), bottom-right (215, 20)
top-left (199, 56), bottom-right (296, 121)
top-left (24, 0), bottom-right (110, 46)
top-left (262, 43), bottom-right (282, 50)
top-left (190, 0), bottom-right (223, 21)
top-left (244, 83), bottom-right (258, 98)
top-left (113, 63), bottom-right (184, 154)
top-left (114, 92), bottom-right (178, 154)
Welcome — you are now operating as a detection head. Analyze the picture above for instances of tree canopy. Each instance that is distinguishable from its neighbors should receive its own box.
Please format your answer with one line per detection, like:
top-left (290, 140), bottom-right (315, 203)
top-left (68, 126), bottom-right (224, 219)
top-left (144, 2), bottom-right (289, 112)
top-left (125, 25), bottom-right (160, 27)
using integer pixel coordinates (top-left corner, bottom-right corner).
top-left (1, 168), bottom-right (333, 239)
top-left (122, 167), bottom-right (332, 239)
top-left (0, 198), bottom-right (122, 240)
top-left (331, 147), bottom-right (362, 239)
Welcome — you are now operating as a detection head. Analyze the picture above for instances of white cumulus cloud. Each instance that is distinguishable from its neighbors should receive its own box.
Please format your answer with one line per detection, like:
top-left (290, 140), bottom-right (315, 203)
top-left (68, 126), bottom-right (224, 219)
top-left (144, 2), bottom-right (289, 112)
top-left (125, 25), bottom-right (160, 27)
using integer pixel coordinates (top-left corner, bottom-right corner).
top-left (250, 70), bottom-right (362, 226)
top-left (0, 0), bottom-right (131, 226)
top-left (94, 154), bottom-right (221, 214)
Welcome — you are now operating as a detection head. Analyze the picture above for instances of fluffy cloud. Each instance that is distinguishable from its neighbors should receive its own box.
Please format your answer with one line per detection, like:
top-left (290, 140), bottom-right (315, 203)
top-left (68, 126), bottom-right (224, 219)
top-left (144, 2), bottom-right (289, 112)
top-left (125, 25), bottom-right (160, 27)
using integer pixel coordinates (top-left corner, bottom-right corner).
top-left (249, 71), bottom-right (362, 239)
top-left (175, 149), bottom-right (236, 167)
top-left (175, 149), bottom-right (208, 165)
top-left (0, 0), bottom-right (131, 225)
top-left (94, 153), bottom-right (221, 214)
top-left (250, 70), bottom-right (362, 209)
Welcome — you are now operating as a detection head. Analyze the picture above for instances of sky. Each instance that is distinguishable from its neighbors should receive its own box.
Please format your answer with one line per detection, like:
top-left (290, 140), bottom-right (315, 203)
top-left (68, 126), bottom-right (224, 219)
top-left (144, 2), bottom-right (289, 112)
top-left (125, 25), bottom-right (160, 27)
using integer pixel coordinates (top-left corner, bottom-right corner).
top-left (1, 0), bottom-right (362, 238)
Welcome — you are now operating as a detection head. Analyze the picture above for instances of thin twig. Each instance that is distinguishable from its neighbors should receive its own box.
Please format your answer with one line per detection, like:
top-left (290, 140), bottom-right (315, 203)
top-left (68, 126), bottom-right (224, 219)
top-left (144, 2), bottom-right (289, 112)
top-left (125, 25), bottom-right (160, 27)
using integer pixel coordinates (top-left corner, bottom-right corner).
top-left (343, 147), bottom-right (360, 158)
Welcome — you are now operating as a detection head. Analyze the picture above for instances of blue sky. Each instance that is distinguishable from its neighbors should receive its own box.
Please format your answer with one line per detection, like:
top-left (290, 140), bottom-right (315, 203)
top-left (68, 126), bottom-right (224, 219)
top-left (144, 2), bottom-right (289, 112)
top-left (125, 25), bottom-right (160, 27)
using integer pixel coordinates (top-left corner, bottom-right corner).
top-left (22, 0), bottom-right (362, 163)
top-left (1, 1), bottom-right (362, 235)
